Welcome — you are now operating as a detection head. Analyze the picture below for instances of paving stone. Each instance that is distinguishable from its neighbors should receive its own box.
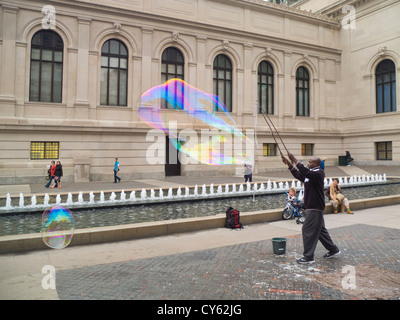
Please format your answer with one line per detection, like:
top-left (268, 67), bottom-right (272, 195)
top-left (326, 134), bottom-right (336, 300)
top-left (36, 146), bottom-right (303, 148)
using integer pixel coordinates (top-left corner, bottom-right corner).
top-left (55, 224), bottom-right (400, 301)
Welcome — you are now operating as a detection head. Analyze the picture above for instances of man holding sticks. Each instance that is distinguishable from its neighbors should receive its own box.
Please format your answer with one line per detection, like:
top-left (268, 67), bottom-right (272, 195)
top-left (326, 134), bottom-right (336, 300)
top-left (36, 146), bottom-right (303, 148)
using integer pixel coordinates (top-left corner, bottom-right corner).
top-left (281, 153), bottom-right (340, 264)
top-left (261, 112), bottom-right (340, 264)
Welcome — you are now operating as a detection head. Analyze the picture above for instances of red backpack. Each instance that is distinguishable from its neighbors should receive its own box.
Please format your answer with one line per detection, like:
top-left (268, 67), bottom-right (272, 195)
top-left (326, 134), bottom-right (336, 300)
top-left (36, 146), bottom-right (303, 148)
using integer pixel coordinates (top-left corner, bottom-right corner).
top-left (225, 207), bottom-right (243, 229)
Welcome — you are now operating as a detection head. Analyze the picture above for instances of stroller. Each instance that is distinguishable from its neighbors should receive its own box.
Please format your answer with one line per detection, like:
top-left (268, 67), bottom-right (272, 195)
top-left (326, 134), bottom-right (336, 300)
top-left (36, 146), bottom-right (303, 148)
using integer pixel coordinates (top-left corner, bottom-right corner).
top-left (282, 191), bottom-right (306, 224)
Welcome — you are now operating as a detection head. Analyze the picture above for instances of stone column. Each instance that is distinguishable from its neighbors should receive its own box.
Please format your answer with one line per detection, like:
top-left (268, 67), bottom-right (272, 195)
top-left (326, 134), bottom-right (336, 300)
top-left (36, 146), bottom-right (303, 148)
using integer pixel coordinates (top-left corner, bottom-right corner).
top-left (74, 17), bottom-right (91, 117)
top-left (0, 4), bottom-right (18, 116)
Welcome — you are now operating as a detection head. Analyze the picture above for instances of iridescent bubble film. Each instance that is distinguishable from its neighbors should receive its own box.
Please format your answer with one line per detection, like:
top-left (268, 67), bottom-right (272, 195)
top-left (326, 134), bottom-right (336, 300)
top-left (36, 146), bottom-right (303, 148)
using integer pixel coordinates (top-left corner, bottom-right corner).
top-left (41, 206), bottom-right (75, 249)
top-left (138, 79), bottom-right (253, 165)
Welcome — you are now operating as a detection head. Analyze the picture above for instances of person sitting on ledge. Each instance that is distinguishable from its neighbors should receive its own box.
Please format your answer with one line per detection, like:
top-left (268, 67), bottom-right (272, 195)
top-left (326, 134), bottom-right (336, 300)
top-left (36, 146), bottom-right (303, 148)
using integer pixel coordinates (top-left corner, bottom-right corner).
top-left (325, 178), bottom-right (353, 214)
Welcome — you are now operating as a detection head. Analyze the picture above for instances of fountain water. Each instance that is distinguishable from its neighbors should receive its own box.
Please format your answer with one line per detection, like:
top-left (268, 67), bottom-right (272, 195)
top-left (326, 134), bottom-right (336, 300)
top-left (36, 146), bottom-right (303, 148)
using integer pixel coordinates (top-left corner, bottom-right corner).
top-left (167, 188), bottom-right (173, 199)
top-left (31, 195), bottom-right (37, 207)
top-left (66, 193), bottom-right (73, 205)
top-left (19, 193), bottom-right (24, 208)
top-left (89, 191), bottom-right (95, 204)
top-left (78, 192), bottom-right (84, 204)
top-left (5, 193), bottom-right (12, 209)
top-left (0, 174), bottom-right (391, 215)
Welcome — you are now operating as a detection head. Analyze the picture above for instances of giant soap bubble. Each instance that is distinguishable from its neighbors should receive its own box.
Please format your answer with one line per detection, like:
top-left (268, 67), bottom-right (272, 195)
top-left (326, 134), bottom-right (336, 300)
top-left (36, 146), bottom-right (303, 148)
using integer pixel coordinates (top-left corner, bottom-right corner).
top-left (41, 206), bottom-right (75, 249)
top-left (138, 79), bottom-right (253, 165)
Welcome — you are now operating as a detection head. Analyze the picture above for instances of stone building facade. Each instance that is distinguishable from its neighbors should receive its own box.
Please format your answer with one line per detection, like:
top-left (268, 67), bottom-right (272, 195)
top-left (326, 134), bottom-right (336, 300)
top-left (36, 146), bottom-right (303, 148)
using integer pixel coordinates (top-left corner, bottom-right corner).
top-left (0, 0), bottom-right (399, 184)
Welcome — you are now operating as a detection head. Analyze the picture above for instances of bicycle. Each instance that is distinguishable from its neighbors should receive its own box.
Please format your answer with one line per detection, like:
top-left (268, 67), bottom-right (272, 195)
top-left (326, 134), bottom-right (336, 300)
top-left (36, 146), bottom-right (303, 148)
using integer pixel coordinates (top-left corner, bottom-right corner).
top-left (282, 192), bottom-right (306, 224)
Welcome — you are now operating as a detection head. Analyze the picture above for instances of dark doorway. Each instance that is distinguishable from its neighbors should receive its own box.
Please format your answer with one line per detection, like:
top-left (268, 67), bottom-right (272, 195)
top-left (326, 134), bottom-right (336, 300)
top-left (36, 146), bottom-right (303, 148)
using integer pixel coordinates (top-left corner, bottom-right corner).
top-left (165, 135), bottom-right (181, 176)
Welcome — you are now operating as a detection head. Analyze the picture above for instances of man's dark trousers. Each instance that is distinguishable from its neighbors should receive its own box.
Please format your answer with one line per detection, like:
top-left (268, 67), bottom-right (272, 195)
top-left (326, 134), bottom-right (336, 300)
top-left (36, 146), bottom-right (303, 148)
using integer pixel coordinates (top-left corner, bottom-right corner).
top-left (302, 209), bottom-right (338, 259)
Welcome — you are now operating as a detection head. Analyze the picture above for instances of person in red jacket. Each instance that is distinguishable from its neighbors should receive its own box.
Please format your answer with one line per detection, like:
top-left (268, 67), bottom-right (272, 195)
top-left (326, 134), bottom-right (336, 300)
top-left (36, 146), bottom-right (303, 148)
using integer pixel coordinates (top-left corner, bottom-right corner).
top-left (45, 161), bottom-right (56, 188)
top-left (281, 152), bottom-right (340, 264)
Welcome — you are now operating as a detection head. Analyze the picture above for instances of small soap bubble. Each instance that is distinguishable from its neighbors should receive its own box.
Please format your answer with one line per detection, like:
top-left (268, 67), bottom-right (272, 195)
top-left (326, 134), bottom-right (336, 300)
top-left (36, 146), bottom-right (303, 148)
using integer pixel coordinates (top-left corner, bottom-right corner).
top-left (41, 206), bottom-right (75, 249)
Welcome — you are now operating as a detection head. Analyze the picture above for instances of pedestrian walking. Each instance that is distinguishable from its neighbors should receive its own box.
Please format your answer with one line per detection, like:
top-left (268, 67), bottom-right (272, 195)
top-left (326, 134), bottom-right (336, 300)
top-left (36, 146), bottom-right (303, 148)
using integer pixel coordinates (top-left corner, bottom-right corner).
top-left (281, 152), bottom-right (340, 264)
top-left (244, 163), bottom-right (253, 183)
top-left (114, 158), bottom-right (121, 183)
top-left (50, 161), bottom-right (63, 189)
top-left (45, 160), bottom-right (56, 188)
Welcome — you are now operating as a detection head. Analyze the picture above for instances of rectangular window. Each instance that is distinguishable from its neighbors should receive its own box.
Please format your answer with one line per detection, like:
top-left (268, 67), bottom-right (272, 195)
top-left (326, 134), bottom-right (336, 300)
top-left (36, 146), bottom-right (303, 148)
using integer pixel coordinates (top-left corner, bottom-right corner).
top-left (301, 143), bottom-right (314, 156)
top-left (263, 143), bottom-right (277, 157)
top-left (30, 142), bottom-right (59, 160)
top-left (376, 141), bottom-right (392, 160)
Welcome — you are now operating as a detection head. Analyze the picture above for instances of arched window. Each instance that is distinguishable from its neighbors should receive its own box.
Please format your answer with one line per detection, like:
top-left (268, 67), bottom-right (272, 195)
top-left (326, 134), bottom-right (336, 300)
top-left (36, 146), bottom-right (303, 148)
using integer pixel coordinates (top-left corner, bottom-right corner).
top-left (29, 30), bottom-right (63, 102)
top-left (258, 61), bottom-right (274, 114)
top-left (376, 59), bottom-right (397, 113)
top-left (213, 54), bottom-right (232, 112)
top-left (296, 66), bottom-right (310, 117)
top-left (161, 47), bottom-right (184, 109)
top-left (100, 39), bottom-right (128, 106)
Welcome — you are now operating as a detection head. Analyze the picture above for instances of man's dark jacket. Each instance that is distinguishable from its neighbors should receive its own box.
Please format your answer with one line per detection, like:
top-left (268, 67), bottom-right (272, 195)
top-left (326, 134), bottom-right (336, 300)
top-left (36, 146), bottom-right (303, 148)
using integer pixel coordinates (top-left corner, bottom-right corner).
top-left (289, 162), bottom-right (325, 211)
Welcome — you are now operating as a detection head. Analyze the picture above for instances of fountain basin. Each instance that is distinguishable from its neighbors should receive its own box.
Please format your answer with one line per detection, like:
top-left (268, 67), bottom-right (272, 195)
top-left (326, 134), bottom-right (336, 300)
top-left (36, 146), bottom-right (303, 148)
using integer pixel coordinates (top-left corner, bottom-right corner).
top-left (0, 194), bottom-right (399, 254)
top-left (0, 175), bottom-right (392, 215)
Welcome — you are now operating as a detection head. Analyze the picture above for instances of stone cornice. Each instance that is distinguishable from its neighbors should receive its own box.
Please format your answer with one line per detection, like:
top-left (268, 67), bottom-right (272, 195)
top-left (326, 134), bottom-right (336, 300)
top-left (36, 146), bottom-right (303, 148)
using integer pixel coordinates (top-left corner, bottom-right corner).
top-left (238, 0), bottom-right (339, 24)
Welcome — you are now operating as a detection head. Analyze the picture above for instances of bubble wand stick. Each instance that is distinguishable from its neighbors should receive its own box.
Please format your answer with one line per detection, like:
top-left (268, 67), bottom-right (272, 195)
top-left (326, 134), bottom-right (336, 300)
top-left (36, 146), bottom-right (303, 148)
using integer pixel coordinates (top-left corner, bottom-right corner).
top-left (261, 113), bottom-right (290, 156)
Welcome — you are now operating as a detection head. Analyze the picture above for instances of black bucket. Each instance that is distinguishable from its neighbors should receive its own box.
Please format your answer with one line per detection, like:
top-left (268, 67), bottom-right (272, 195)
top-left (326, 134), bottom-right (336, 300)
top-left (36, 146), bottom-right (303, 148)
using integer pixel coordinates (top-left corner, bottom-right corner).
top-left (272, 237), bottom-right (287, 255)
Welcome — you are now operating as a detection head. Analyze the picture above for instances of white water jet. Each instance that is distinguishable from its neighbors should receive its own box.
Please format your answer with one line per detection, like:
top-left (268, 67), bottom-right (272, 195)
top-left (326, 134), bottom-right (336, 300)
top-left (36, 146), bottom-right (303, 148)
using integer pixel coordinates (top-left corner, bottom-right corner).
top-left (110, 192), bottom-right (116, 202)
top-left (66, 193), bottom-right (73, 205)
top-left (31, 195), bottom-right (37, 207)
top-left (209, 184), bottom-right (214, 195)
top-left (140, 189), bottom-right (147, 200)
top-left (194, 185), bottom-right (198, 196)
top-left (78, 192), bottom-right (84, 204)
top-left (89, 191), bottom-right (95, 204)
top-left (5, 193), bottom-right (12, 209)
top-left (238, 184), bottom-right (244, 193)
top-left (185, 187), bottom-right (190, 197)
top-left (225, 184), bottom-right (229, 194)
top-left (232, 184), bottom-right (237, 193)
top-left (19, 193), bottom-right (24, 208)
top-left (167, 188), bottom-right (173, 198)
top-left (266, 180), bottom-right (271, 191)
top-left (56, 194), bottom-right (61, 204)
top-left (150, 189), bottom-right (156, 199)
top-left (44, 193), bottom-right (49, 206)
top-left (253, 183), bottom-right (258, 192)
top-left (177, 187), bottom-right (182, 197)
top-left (217, 185), bottom-right (223, 194)
top-left (120, 190), bottom-right (126, 201)
top-left (284, 181), bottom-right (289, 190)
top-left (100, 191), bottom-right (105, 203)
top-left (246, 182), bottom-right (251, 192)
top-left (201, 184), bottom-right (207, 196)
top-left (129, 190), bottom-right (136, 201)
top-left (158, 188), bottom-right (163, 199)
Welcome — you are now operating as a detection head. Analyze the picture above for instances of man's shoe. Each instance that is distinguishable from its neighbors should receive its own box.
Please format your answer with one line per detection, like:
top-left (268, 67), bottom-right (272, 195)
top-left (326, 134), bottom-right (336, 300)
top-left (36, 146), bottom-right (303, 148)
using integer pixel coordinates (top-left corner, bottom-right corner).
top-left (297, 257), bottom-right (315, 264)
top-left (323, 249), bottom-right (341, 259)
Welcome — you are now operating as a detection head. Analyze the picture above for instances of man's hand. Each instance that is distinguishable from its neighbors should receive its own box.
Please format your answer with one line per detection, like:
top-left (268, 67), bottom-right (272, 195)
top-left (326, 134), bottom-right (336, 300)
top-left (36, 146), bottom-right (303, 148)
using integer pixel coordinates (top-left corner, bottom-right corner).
top-left (287, 152), bottom-right (298, 165)
top-left (281, 155), bottom-right (291, 167)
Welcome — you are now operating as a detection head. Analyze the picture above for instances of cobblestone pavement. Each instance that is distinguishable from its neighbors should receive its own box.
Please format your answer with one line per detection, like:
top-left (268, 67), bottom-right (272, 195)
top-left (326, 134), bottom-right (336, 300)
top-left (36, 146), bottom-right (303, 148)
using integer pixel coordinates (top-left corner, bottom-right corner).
top-left (56, 223), bottom-right (400, 301)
